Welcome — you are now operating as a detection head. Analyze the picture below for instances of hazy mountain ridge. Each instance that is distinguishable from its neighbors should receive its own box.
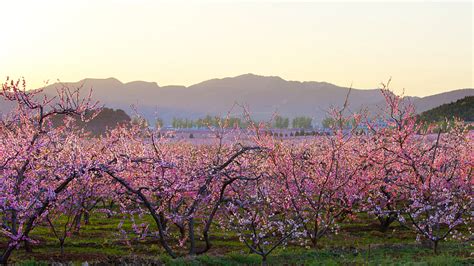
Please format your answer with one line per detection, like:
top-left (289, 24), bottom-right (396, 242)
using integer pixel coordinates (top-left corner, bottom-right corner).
top-left (2, 74), bottom-right (472, 125)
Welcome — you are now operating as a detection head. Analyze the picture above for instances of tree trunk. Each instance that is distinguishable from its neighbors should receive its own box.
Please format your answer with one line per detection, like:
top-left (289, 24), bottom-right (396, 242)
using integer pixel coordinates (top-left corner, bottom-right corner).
top-left (433, 241), bottom-right (439, 254)
top-left (73, 212), bottom-right (83, 234)
top-left (0, 245), bottom-right (15, 265)
top-left (84, 211), bottom-right (90, 225)
top-left (378, 214), bottom-right (397, 232)
top-left (24, 239), bottom-right (33, 253)
top-left (311, 237), bottom-right (318, 249)
top-left (60, 239), bottom-right (65, 256)
top-left (188, 218), bottom-right (196, 255)
top-left (175, 223), bottom-right (186, 245)
top-left (378, 217), bottom-right (391, 232)
top-left (312, 220), bottom-right (319, 249)
top-left (159, 212), bottom-right (167, 231)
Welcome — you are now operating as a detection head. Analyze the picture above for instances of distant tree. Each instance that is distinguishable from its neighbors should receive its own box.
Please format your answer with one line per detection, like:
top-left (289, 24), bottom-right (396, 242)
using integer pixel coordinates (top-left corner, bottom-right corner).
top-left (189, 133), bottom-right (194, 139)
top-left (321, 117), bottom-right (335, 129)
top-left (50, 107), bottom-right (131, 136)
top-left (228, 117), bottom-right (243, 128)
top-left (322, 116), bottom-right (357, 129)
top-left (155, 118), bottom-right (164, 129)
top-left (188, 119), bottom-right (195, 128)
top-left (132, 116), bottom-right (149, 129)
top-left (197, 115), bottom-right (221, 128)
top-left (172, 118), bottom-right (195, 128)
top-left (292, 116), bottom-right (312, 129)
top-left (172, 118), bottom-right (178, 128)
top-left (274, 115), bottom-right (289, 129)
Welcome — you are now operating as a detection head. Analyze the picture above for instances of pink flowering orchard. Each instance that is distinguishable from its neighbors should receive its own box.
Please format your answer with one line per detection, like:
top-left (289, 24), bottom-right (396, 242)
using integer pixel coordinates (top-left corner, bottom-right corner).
top-left (97, 121), bottom-right (264, 258)
top-left (0, 79), bottom-right (472, 264)
top-left (365, 88), bottom-right (473, 253)
top-left (0, 79), bottom-right (98, 263)
top-left (255, 118), bottom-right (373, 249)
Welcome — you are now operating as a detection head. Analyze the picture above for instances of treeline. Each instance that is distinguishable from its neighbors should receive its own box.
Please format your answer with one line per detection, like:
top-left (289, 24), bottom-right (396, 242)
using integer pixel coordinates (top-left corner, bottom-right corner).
top-left (321, 117), bottom-right (360, 129)
top-left (172, 115), bottom-right (247, 129)
top-left (171, 115), bottom-right (314, 129)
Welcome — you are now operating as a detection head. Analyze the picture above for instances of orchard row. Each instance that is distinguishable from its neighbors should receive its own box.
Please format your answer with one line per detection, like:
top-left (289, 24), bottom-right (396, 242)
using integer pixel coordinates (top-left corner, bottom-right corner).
top-left (0, 79), bottom-right (472, 264)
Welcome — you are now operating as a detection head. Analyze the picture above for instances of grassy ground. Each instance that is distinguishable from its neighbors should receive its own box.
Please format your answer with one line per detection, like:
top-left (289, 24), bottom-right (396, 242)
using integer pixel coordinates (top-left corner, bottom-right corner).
top-left (5, 212), bottom-right (473, 265)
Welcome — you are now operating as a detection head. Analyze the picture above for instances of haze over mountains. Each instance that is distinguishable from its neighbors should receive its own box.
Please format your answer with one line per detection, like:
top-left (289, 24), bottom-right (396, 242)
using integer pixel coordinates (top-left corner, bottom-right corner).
top-left (2, 74), bottom-right (473, 126)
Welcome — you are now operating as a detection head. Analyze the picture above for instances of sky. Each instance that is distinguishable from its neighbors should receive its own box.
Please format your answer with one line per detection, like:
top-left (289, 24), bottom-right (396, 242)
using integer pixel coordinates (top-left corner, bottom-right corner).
top-left (0, 0), bottom-right (472, 96)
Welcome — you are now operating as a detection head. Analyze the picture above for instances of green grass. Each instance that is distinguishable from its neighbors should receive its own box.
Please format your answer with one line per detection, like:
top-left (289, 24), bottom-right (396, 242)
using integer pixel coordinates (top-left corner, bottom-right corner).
top-left (5, 212), bottom-right (473, 265)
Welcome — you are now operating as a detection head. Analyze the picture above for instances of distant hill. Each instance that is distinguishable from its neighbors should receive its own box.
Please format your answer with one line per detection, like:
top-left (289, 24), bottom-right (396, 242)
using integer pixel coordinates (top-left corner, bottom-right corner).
top-left (50, 107), bottom-right (131, 136)
top-left (0, 96), bottom-right (17, 116)
top-left (407, 89), bottom-right (474, 113)
top-left (418, 96), bottom-right (473, 122)
top-left (2, 74), bottom-right (473, 126)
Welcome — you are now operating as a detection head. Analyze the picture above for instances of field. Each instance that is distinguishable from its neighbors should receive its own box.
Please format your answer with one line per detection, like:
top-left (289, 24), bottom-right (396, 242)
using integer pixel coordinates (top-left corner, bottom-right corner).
top-left (1, 82), bottom-right (472, 265)
top-left (7, 213), bottom-right (473, 265)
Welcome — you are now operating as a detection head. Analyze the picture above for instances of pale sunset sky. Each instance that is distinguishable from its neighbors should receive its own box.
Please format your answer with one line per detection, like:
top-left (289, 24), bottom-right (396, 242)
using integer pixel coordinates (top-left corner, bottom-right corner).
top-left (0, 0), bottom-right (472, 96)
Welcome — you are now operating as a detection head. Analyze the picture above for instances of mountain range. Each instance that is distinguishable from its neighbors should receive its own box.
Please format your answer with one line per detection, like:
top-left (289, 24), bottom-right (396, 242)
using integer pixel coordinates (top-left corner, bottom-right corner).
top-left (1, 74), bottom-right (473, 126)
